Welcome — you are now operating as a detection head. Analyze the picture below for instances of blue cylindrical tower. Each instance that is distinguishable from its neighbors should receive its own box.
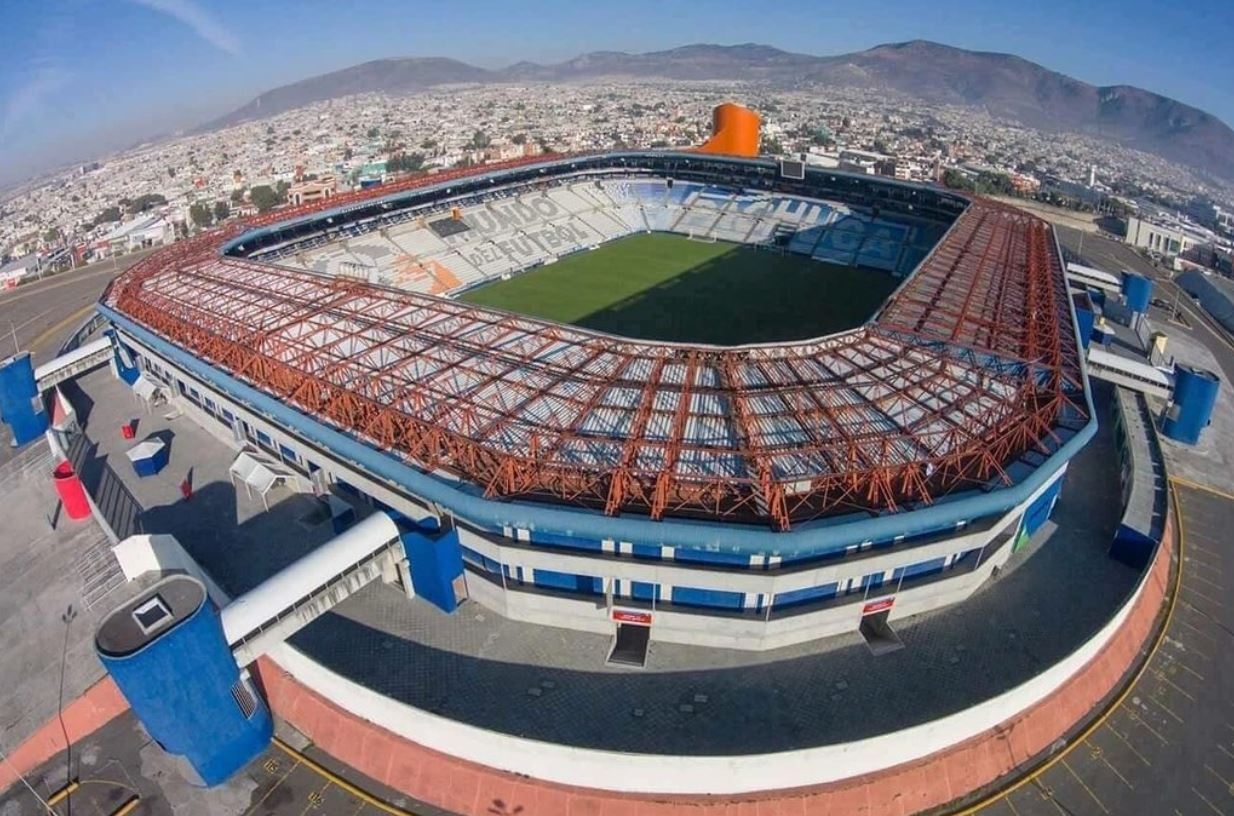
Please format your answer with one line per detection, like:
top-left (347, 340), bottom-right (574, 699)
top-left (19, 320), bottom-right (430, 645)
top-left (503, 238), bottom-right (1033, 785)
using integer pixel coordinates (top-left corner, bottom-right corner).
top-left (96, 575), bottom-right (273, 786)
top-left (0, 352), bottom-right (49, 446)
top-left (1162, 365), bottom-right (1220, 445)
top-left (1122, 272), bottom-right (1153, 313)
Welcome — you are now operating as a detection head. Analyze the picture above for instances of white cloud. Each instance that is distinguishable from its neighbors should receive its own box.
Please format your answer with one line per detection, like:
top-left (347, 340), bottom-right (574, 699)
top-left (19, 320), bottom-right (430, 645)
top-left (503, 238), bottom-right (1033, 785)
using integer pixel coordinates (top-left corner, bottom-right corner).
top-left (126, 0), bottom-right (240, 55)
top-left (1, 66), bottom-right (71, 141)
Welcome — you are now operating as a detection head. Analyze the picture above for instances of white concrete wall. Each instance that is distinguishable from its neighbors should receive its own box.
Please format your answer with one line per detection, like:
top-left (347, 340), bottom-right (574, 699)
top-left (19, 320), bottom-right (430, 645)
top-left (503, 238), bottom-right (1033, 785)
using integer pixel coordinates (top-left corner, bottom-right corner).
top-left (266, 542), bottom-right (1151, 794)
top-left (111, 533), bottom-right (231, 607)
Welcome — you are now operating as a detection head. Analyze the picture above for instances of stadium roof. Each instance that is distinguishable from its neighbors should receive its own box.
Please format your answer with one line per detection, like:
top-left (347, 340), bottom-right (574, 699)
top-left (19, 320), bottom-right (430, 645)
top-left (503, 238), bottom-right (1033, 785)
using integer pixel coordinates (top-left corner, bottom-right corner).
top-left (103, 155), bottom-right (1088, 530)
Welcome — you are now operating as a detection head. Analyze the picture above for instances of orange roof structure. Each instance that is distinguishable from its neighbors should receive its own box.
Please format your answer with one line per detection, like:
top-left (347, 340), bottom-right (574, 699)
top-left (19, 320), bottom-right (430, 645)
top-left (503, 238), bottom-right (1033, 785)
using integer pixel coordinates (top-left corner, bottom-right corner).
top-left (696, 102), bottom-right (761, 158)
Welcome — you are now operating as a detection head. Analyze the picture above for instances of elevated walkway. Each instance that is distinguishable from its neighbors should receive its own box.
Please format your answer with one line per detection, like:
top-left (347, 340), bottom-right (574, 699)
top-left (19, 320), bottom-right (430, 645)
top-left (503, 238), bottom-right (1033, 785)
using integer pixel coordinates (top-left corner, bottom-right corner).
top-left (220, 513), bottom-right (405, 667)
top-left (1066, 261), bottom-right (1122, 294)
top-left (34, 336), bottom-right (112, 391)
top-left (1085, 346), bottom-right (1172, 399)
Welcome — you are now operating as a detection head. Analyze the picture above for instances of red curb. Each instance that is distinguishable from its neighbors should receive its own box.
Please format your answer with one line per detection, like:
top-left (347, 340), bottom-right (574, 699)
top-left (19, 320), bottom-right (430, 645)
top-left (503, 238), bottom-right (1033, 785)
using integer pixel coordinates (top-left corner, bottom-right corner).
top-left (255, 513), bottom-right (1173, 816)
top-left (0, 677), bottom-right (128, 792)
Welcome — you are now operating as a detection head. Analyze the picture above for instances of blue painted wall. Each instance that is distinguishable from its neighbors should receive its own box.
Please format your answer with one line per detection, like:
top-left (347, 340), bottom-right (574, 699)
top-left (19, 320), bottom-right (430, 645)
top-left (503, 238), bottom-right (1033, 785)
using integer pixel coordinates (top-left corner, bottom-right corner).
top-left (0, 352), bottom-right (48, 446)
top-left (97, 589), bottom-right (272, 786)
top-left (1122, 273), bottom-right (1153, 314)
top-left (1162, 365), bottom-right (1220, 445)
top-left (404, 529), bottom-right (465, 613)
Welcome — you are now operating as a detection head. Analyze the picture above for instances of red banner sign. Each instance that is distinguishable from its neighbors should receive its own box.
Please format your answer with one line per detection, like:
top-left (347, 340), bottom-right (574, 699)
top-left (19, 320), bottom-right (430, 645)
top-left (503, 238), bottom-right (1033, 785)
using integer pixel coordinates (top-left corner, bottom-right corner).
top-left (612, 609), bottom-right (653, 625)
top-left (862, 597), bottom-right (895, 616)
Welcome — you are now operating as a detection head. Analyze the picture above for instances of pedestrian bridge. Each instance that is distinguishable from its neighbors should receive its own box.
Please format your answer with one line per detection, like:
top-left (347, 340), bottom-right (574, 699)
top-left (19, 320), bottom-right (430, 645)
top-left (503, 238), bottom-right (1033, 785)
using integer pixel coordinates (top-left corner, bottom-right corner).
top-left (34, 336), bottom-right (113, 391)
top-left (1085, 346), bottom-right (1172, 400)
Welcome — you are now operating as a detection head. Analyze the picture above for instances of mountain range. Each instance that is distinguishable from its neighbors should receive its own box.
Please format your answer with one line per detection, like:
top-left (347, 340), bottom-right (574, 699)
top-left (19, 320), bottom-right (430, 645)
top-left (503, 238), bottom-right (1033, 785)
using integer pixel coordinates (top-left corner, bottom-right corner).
top-left (203, 40), bottom-right (1234, 181)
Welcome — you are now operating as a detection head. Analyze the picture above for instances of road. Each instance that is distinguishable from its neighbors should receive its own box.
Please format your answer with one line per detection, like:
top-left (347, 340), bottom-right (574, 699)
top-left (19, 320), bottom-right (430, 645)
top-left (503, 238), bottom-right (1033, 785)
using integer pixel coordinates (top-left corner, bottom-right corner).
top-left (0, 249), bottom-right (153, 459)
top-left (0, 250), bottom-right (154, 366)
top-left (1055, 226), bottom-right (1234, 386)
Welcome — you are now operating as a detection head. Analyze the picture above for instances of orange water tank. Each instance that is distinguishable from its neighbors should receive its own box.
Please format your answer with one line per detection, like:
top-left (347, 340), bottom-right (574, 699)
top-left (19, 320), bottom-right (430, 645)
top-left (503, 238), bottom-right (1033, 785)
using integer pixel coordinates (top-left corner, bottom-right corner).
top-left (696, 103), bottom-right (761, 158)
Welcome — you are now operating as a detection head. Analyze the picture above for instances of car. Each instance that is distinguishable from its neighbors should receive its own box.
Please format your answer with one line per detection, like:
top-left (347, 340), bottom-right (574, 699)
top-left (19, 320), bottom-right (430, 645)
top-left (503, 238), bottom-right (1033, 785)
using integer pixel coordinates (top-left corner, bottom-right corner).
top-left (1151, 297), bottom-right (1169, 309)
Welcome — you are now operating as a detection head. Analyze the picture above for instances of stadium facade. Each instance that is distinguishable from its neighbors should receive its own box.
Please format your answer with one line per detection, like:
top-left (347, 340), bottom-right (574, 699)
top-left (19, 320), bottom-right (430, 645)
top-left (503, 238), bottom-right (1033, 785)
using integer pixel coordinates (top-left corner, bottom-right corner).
top-left (97, 149), bottom-right (1094, 652)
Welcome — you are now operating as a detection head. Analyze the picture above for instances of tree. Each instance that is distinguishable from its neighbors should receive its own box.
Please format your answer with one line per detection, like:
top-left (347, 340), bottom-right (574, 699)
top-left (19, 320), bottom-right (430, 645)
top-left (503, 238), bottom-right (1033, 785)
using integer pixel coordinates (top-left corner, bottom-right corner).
top-left (213, 200), bottom-right (231, 222)
top-left (760, 136), bottom-right (784, 156)
top-left (249, 185), bottom-right (281, 213)
top-left (471, 130), bottom-right (490, 149)
top-left (230, 188), bottom-right (245, 204)
top-left (366, 126), bottom-right (379, 139)
top-left (386, 152), bottom-right (426, 174)
top-left (511, 133), bottom-right (527, 145)
top-left (43, 227), bottom-right (62, 244)
top-left (942, 169), bottom-right (976, 192)
top-left (167, 167), bottom-right (176, 178)
top-left (92, 207), bottom-right (121, 228)
top-left (189, 202), bottom-right (213, 228)
top-left (127, 193), bottom-right (167, 214)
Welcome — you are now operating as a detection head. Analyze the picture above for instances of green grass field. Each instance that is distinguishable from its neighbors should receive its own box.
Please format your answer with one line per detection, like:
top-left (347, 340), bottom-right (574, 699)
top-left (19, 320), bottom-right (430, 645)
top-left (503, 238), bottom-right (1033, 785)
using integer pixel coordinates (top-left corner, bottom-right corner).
top-left (458, 233), bottom-right (900, 345)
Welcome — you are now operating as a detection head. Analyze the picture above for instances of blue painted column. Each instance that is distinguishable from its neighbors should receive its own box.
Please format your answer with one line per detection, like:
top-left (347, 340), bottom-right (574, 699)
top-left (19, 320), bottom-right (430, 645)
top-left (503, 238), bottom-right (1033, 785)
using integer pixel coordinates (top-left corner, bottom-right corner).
top-left (0, 352), bottom-right (49, 446)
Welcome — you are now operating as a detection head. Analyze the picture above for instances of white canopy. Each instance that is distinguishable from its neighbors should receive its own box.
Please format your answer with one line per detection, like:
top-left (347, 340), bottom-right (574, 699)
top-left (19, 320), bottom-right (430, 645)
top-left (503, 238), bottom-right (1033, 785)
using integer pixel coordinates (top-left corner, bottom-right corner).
top-left (228, 449), bottom-right (296, 511)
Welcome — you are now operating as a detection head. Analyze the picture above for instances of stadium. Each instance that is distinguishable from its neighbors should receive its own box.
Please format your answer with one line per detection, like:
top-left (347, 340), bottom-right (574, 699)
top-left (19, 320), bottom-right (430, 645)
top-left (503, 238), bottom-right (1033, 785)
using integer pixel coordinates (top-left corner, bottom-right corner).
top-left (95, 106), bottom-right (1094, 663)
top-left (38, 102), bottom-right (1184, 813)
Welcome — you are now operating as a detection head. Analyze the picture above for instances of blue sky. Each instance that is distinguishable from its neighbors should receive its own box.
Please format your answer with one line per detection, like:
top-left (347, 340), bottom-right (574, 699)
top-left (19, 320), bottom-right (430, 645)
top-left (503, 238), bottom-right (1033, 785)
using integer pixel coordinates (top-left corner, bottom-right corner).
top-left (3, 0), bottom-right (1233, 185)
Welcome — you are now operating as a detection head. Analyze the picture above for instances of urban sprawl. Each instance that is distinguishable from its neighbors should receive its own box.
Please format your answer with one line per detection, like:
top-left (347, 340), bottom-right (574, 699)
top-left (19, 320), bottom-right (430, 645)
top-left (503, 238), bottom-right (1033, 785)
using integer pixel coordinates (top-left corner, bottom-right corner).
top-left (3, 80), bottom-right (1233, 284)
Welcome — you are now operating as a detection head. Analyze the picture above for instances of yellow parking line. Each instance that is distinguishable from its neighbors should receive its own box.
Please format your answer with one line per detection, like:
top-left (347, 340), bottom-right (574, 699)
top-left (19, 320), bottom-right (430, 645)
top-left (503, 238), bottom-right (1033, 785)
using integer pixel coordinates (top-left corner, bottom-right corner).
top-left (1189, 572), bottom-right (1226, 592)
top-left (1031, 780), bottom-right (1068, 815)
top-left (1143, 688), bottom-right (1185, 723)
top-left (1207, 764), bottom-right (1234, 793)
top-left (271, 737), bottom-right (420, 816)
top-left (1171, 476), bottom-right (1234, 502)
top-left (1175, 616), bottom-right (1216, 648)
top-left (298, 779), bottom-right (334, 816)
top-left (1185, 553), bottom-right (1224, 572)
top-left (1061, 757), bottom-right (1109, 813)
top-left (1086, 739), bottom-right (1135, 789)
top-left (1195, 787), bottom-right (1228, 815)
top-left (1184, 586), bottom-right (1225, 608)
top-left (243, 756), bottom-right (303, 816)
top-left (1152, 668), bottom-right (1197, 701)
top-left (1161, 653), bottom-right (1205, 681)
top-left (1103, 723), bottom-right (1152, 766)
top-left (948, 482), bottom-right (1185, 815)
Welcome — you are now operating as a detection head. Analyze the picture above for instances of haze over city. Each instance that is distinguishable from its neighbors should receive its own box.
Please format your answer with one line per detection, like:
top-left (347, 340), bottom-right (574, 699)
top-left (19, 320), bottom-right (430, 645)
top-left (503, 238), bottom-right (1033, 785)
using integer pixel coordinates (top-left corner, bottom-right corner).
top-left (4, 0), bottom-right (1234, 185)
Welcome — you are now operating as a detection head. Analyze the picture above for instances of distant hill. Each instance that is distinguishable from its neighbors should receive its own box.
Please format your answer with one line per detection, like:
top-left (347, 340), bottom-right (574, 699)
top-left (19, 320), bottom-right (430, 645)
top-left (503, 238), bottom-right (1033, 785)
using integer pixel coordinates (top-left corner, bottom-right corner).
top-left (198, 57), bottom-right (494, 131)
top-left (202, 40), bottom-right (1234, 181)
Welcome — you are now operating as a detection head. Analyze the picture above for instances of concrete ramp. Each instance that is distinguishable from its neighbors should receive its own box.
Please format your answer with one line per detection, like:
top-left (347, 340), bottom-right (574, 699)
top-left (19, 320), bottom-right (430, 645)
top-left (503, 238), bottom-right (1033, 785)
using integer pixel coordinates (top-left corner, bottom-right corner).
top-left (221, 513), bottom-right (404, 667)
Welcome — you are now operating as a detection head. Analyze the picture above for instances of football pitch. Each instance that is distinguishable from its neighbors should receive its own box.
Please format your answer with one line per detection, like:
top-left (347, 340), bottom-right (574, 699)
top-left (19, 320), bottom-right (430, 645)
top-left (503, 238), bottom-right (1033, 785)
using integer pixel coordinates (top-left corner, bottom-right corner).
top-left (458, 233), bottom-right (900, 345)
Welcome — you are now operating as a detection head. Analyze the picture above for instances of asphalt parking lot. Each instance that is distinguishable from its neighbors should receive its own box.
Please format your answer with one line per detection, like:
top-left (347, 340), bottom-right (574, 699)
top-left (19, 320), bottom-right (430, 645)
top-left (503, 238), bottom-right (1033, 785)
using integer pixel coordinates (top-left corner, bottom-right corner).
top-left (0, 711), bottom-right (452, 816)
top-left (967, 481), bottom-right (1234, 816)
